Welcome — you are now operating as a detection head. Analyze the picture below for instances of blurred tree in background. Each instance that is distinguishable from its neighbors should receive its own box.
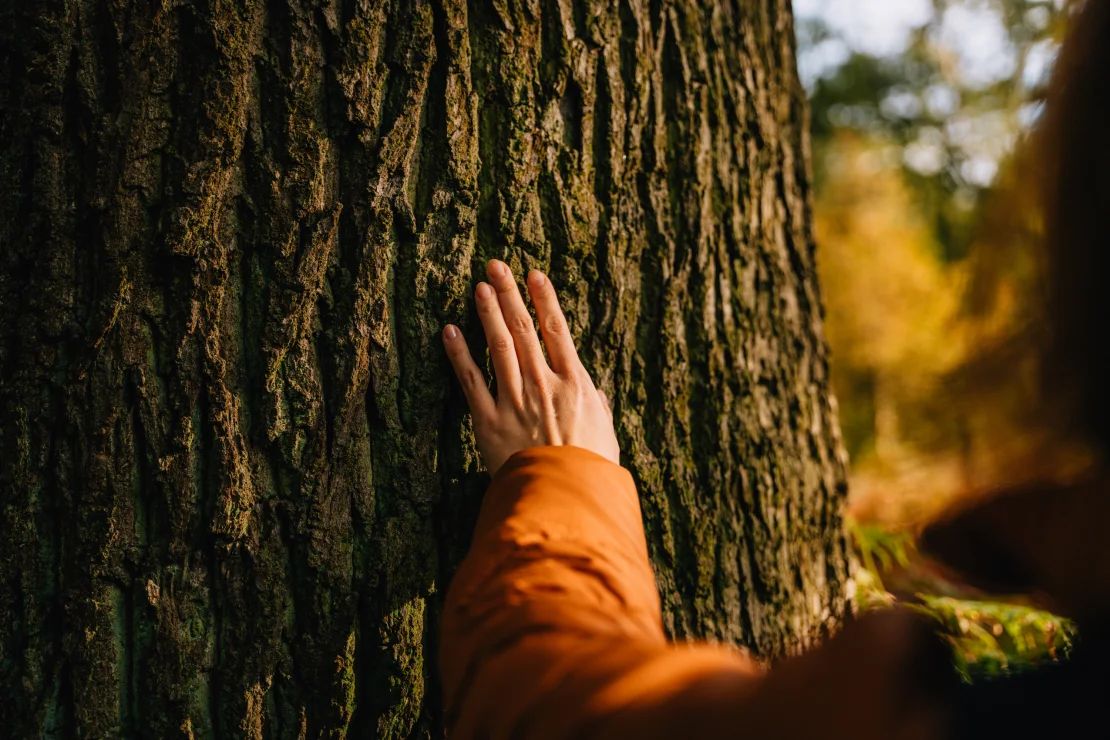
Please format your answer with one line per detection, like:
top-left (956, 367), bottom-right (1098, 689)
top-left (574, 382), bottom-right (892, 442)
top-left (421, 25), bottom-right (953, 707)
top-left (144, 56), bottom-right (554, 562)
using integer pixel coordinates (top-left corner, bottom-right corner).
top-left (796, 0), bottom-right (1086, 525)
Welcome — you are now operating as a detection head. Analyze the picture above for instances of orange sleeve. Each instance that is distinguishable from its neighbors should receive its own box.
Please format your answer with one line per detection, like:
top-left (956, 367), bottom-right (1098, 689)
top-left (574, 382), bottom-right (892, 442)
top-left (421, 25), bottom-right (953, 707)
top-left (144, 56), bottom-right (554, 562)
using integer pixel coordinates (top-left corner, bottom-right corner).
top-left (439, 445), bottom-right (762, 739)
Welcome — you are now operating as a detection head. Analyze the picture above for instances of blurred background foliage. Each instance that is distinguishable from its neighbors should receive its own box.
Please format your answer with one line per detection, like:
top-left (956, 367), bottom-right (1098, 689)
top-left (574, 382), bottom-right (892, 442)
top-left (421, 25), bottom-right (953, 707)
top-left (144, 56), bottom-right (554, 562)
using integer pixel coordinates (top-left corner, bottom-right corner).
top-left (795, 0), bottom-right (1082, 676)
top-left (796, 0), bottom-right (1080, 526)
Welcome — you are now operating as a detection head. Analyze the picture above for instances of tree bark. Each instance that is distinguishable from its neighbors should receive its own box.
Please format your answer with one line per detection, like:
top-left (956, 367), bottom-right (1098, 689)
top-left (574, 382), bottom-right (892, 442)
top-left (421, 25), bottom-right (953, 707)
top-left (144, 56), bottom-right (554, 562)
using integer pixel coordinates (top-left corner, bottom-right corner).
top-left (0, 0), bottom-right (852, 736)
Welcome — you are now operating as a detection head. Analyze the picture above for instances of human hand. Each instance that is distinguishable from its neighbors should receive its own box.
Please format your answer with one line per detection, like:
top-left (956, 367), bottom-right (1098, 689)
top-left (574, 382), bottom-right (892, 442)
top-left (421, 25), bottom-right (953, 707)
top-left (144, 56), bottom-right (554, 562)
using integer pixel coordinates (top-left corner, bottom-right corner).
top-left (442, 259), bottom-right (620, 475)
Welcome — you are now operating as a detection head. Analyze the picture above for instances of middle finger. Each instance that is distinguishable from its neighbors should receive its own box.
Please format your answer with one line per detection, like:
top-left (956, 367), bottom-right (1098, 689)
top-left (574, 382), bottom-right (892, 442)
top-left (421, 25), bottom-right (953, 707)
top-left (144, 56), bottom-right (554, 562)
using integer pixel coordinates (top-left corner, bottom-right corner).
top-left (486, 259), bottom-right (550, 382)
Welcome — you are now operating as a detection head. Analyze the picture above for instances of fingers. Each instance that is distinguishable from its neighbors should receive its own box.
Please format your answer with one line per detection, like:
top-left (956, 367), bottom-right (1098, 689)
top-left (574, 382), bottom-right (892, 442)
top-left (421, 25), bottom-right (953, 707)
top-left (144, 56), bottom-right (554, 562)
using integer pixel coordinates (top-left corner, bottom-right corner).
top-left (442, 324), bottom-right (497, 421)
top-left (527, 269), bottom-right (582, 376)
top-left (486, 260), bottom-right (550, 382)
top-left (475, 281), bottom-right (524, 404)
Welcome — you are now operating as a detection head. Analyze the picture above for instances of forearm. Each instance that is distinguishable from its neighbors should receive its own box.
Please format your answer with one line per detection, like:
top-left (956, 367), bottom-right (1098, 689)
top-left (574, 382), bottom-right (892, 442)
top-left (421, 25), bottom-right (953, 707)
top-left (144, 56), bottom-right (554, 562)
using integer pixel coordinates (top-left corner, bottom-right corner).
top-left (439, 446), bottom-right (759, 739)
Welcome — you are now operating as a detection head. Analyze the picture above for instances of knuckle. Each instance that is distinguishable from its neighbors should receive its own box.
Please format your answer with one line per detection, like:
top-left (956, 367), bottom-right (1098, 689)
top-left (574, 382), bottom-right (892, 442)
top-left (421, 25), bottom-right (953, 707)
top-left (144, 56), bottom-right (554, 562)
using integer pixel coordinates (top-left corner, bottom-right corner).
top-left (462, 368), bottom-right (485, 390)
top-left (526, 371), bottom-right (551, 396)
top-left (507, 392), bottom-right (528, 413)
top-left (543, 314), bottom-right (566, 336)
top-left (509, 314), bottom-right (534, 336)
top-left (473, 408), bottom-right (497, 427)
top-left (523, 388), bottom-right (548, 415)
top-left (563, 368), bottom-right (587, 388)
top-left (489, 335), bottom-right (513, 354)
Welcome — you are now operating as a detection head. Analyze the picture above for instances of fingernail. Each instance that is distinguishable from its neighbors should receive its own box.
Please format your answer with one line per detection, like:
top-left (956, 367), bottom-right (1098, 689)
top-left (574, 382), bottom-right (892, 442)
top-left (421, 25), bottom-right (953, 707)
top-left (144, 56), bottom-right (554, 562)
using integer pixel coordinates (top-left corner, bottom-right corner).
top-left (488, 259), bottom-right (507, 276)
top-left (476, 282), bottom-right (493, 298)
top-left (444, 324), bottom-right (459, 340)
top-left (528, 270), bottom-right (545, 287)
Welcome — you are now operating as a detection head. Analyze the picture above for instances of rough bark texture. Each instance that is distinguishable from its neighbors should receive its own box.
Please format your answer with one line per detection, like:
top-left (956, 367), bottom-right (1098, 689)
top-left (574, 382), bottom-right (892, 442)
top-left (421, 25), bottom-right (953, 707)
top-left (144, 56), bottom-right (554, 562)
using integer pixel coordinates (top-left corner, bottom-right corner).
top-left (0, 0), bottom-right (852, 736)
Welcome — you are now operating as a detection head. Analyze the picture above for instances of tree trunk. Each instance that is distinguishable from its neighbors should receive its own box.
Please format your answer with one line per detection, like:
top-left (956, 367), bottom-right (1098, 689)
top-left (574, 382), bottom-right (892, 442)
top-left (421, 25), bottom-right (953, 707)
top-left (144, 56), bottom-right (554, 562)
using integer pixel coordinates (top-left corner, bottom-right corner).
top-left (0, 0), bottom-right (852, 736)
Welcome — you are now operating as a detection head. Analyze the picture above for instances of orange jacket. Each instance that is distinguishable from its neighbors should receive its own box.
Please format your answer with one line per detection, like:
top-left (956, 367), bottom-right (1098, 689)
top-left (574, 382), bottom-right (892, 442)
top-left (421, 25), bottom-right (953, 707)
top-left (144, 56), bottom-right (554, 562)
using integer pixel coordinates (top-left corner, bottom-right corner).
top-left (440, 444), bottom-right (1110, 739)
top-left (439, 445), bottom-right (764, 739)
